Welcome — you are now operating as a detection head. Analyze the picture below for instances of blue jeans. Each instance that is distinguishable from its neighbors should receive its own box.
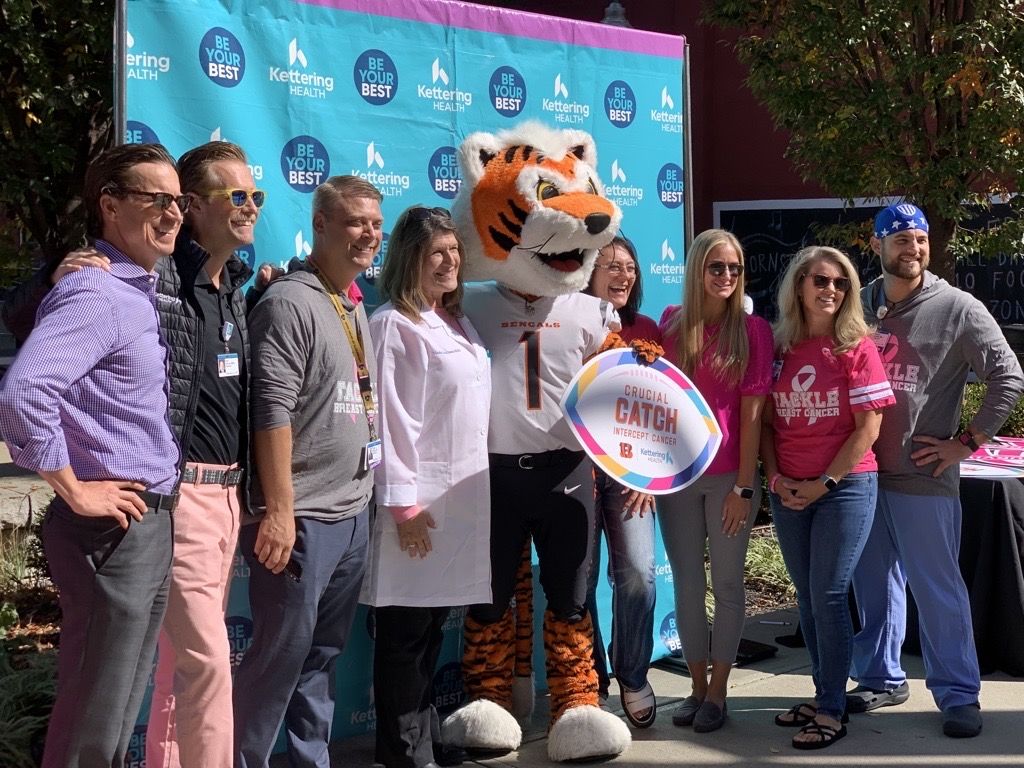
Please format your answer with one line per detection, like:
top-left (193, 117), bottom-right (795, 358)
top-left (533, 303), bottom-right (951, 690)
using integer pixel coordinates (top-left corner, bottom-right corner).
top-left (851, 489), bottom-right (980, 710)
top-left (585, 467), bottom-right (656, 694)
top-left (771, 473), bottom-right (876, 719)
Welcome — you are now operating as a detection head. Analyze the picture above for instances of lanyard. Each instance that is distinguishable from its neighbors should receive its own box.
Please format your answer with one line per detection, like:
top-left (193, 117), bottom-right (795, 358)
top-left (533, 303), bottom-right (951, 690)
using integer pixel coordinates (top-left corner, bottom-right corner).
top-left (310, 265), bottom-right (378, 441)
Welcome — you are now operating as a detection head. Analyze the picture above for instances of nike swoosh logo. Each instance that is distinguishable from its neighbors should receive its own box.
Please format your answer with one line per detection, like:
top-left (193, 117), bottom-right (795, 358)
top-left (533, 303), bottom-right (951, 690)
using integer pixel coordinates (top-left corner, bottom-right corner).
top-left (563, 484), bottom-right (582, 494)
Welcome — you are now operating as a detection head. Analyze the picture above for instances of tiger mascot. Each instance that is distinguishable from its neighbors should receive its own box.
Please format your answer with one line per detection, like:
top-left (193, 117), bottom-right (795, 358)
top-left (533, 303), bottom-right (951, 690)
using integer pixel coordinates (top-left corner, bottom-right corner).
top-left (439, 122), bottom-right (632, 762)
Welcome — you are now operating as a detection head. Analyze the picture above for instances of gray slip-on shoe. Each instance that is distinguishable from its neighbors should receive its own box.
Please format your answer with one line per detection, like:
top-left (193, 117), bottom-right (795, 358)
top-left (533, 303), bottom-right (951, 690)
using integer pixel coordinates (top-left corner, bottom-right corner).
top-left (942, 703), bottom-right (982, 738)
top-left (846, 681), bottom-right (910, 713)
top-left (693, 699), bottom-right (727, 733)
top-left (671, 695), bottom-right (703, 727)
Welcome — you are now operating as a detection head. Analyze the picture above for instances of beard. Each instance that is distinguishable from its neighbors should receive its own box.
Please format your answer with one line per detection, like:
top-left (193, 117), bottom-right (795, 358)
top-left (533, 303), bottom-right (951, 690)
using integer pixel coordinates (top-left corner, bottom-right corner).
top-left (880, 242), bottom-right (929, 280)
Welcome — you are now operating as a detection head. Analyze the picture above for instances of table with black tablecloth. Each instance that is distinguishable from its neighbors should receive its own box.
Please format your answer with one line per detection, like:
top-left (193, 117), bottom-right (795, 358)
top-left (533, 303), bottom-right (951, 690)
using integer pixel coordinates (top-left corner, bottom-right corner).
top-left (904, 477), bottom-right (1024, 676)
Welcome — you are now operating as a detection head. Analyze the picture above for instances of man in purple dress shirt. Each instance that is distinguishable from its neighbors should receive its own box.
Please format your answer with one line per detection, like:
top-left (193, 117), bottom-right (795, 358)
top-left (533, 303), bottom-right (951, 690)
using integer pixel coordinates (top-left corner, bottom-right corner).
top-left (0, 143), bottom-right (184, 768)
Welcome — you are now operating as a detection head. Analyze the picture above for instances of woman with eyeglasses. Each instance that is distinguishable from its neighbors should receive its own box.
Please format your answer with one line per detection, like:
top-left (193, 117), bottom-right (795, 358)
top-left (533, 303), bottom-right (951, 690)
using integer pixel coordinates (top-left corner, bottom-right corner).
top-left (657, 228), bottom-right (774, 733)
top-left (361, 205), bottom-right (492, 768)
top-left (762, 246), bottom-right (894, 750)
top-left (582, 234), bottom-right (661, 727)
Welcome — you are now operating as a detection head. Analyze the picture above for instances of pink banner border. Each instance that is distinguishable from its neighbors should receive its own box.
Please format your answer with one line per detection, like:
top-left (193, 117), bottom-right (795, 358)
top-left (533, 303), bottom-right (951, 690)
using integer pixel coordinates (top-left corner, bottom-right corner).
top-left (298, 0), bottom-right (685, 58)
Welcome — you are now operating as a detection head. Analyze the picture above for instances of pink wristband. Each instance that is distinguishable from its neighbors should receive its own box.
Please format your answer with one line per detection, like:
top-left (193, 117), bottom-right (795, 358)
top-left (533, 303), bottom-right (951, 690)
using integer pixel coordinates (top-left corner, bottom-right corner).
top-left (769, 473), bottom-right (781, 494)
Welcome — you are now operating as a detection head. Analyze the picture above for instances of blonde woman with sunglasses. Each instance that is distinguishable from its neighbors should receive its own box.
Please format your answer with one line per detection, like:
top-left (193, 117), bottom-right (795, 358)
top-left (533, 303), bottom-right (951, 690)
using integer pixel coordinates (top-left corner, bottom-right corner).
top-left (657, 229), bottom-right (774, 733)
top-left (761, 246), bottom-right (895, 750)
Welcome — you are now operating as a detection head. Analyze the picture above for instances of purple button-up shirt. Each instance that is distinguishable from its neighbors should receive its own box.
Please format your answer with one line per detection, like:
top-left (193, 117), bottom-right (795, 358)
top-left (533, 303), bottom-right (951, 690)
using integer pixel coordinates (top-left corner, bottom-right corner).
top-left (0, 240), bottom-right (180, 493)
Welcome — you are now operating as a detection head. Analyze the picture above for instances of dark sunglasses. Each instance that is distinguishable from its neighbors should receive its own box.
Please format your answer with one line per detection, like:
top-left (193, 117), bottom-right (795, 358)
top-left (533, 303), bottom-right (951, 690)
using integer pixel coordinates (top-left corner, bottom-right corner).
top-left (104, 186), bottom-right (191, 213)
top-left (807, 273), bottom-right (851, 292)
top-left (203, 188), bottom-right (267, 208)
top-left (408, 206), bottom-right (451, 221)
top-left (706, 261), bottom-right (743, 277)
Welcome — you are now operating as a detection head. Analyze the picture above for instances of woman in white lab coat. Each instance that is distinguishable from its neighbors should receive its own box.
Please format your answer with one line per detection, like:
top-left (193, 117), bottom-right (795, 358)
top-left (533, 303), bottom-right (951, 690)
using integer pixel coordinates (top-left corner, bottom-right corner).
top-left (362, 205), bottom-right (491, 768)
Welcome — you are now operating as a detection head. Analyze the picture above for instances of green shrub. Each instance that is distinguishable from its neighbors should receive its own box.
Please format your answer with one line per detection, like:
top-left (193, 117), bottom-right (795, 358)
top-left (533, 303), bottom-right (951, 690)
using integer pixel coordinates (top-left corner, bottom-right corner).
top-left (961, 382), bottom-right (1024, 438)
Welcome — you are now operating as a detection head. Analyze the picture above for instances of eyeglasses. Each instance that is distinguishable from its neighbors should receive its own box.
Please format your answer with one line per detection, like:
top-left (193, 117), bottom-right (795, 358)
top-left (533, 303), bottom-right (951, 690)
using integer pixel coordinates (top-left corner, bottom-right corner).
top-left (807, 273), bottom-right (851, 292)
top-left (595, 262), bottom-right (637, 277)
top-left (104, 186), bottom-right (191, 213)
top-left (706, 261), bottom-right (743, 277)
top-left (202, 188), bottom-right (267, 208)
top-left (408, 206), bottom-right (451, 221)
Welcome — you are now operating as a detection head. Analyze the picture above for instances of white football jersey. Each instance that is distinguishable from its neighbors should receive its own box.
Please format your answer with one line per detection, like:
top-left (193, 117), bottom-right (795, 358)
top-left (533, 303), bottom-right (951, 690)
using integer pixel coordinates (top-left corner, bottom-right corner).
top-left (463, 284), bottom-right (617, 454)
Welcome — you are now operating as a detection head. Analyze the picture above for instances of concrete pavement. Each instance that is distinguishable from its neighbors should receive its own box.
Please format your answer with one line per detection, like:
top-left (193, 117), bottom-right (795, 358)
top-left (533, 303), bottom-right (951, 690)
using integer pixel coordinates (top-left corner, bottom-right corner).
top-left (281, 608), bottom-right (1023, 767)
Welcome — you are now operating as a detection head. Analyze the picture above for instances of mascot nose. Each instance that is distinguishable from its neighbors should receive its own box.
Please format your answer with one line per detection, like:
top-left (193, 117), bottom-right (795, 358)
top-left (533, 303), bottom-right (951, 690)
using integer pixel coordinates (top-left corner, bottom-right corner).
top-left (584, 213), bottom-right (611, 235)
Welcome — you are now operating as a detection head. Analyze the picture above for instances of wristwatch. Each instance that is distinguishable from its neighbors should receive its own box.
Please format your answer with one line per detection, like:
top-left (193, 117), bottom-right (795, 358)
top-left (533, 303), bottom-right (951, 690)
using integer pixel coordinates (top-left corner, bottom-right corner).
top-left (819, 474), bottom-right (839, 491)
top-left (732, 485), bottom-right (754, 500)
top-left (957, 430), bottom-right (981, 452)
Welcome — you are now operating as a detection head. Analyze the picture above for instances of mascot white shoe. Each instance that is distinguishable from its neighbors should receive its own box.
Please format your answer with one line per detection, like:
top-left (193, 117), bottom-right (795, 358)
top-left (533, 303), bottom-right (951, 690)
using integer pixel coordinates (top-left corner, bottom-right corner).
top-left (440, 122), bottom-right (631, 762)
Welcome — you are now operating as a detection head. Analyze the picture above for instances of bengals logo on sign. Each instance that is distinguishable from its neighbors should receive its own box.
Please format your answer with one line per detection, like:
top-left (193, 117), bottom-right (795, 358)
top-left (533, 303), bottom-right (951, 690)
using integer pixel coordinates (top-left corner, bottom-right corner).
top-left (619, 442), bottom-right (633, 459)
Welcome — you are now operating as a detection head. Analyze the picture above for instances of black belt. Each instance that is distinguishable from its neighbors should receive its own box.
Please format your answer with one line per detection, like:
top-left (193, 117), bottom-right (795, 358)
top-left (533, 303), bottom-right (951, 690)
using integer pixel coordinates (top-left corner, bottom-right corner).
top-left (181, 467), bottom-right (243, 486)
top-left (490, 449), bottom-right (584, 470)
top-left (137, 490), bottom-right (180, 513)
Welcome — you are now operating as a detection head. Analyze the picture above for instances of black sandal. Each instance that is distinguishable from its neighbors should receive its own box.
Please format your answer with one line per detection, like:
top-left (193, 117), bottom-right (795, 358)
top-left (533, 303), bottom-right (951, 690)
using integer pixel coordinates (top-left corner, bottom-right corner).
top-left (792, 721), bottom-right (847, 750)
top-left (774, 703), bottom-right (816, 727)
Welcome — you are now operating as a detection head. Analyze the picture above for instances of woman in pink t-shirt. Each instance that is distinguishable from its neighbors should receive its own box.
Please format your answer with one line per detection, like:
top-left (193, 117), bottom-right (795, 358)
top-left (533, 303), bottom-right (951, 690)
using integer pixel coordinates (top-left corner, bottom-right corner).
top-left (658, 229), bottom-right (773, 733)
top-left (583, 235), bottom-right (662, 727)
top-left (762, 246), bottom-right (895, 750)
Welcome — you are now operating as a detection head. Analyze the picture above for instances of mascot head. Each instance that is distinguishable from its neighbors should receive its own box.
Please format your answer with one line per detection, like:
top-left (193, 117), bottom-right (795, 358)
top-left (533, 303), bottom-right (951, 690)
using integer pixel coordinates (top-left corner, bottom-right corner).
top-left (452, 122), bottom-right (622, 297)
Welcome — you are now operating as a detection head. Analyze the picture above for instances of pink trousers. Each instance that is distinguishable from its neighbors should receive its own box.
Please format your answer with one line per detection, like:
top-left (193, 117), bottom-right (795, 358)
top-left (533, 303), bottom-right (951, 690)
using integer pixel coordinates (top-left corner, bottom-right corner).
top-left (146, 462), bottom-right (241, 768)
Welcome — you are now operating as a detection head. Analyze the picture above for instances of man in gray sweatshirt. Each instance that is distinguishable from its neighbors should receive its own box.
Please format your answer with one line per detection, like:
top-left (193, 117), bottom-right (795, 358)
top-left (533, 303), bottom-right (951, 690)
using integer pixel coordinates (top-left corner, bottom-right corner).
top-left (849, 203), bottom-right (1024, 739)
top-left (234, 175), bottom-right (384, 768)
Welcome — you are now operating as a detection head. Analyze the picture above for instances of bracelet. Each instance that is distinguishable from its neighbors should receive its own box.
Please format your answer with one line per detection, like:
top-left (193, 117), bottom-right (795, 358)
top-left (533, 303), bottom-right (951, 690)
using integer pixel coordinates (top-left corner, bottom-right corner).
top-left (769, 473), bottom-right (781, 494)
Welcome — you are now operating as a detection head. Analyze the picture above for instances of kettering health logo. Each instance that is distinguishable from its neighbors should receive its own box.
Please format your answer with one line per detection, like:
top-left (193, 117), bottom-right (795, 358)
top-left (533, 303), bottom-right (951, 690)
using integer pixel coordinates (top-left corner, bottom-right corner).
top-left (650, 237), bottom-right (683, 285)
top-left (269, 38), bottom-right (334, 99)
top-left (651, 86), bottom-right (683, 133)
top-left (417, 57), bottom-right (472, 113)
top-left (199, 27), bottom-right (245, 87)
top-left (354, 141), bottom-right (411, 198)
top-left (657, 163), bottom-right (684, 208)
top-left (125, 120), bottom-right (159, 145)
top-left (489, 66), bottom-right (526, 117)
top-left (605, 80), bottom-right (636, 128)
top-left (428, 146), bottom-right (462, 200)
top-left (604, 159), bottom-right (643, 208)
top-left (281, 135), bottom-right (330, 192)
top-left (125, 31), bottom-right (170, 81)
top-left (542, 73), bottom-right (589, 125)
top-left (354, 49), bottom-right (398, 105)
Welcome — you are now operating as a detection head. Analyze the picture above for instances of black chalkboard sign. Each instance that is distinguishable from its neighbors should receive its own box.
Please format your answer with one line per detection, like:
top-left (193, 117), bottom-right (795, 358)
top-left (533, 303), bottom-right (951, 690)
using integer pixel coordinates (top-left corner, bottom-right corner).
top-left (718, 203), bottom-right (1023, 326)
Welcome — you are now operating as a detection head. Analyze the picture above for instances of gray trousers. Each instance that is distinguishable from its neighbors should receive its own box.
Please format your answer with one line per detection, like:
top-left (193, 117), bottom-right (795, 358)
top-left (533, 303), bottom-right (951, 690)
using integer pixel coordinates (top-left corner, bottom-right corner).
top-left (234, 510), bottom-right (369, 768)
top-left (657, 472), bottom-right (756, 664)
top-left (41, 498), bottom-right (172, 768)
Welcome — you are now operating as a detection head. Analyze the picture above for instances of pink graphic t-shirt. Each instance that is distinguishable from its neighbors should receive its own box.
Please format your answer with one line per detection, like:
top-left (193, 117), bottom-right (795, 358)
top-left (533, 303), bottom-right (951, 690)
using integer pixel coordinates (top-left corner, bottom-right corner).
top-left (771, 335), bottom-right (896, 478)
top-left (659, 306), bottom-right (774, 475)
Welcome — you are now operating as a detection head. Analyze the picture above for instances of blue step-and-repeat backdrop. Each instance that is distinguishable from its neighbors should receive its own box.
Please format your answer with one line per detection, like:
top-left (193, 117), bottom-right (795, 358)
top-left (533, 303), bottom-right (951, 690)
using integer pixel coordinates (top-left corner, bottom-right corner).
top-left (123, 0), bottom-right (687, 756)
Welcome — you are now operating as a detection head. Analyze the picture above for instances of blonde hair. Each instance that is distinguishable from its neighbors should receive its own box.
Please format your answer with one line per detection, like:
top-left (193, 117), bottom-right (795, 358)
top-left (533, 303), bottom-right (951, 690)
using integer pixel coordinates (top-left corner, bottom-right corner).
top-left (671, 228), bottom-right (748, 385)
top-left (773, 246), bottom-right (868, 354)
top-left (379, 206), bottom-right (464, 321)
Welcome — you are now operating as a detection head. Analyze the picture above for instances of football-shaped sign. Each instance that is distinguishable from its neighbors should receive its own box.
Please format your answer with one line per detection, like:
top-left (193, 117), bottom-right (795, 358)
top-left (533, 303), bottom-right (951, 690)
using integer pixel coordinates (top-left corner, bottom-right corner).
top-left (561, 349), bottom-right (721, 494)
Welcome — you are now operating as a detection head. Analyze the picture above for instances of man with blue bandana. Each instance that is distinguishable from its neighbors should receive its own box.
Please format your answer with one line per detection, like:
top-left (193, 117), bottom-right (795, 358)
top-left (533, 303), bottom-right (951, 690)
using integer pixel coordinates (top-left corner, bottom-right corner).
top-left (849, 202), bottom-right (1024, 738)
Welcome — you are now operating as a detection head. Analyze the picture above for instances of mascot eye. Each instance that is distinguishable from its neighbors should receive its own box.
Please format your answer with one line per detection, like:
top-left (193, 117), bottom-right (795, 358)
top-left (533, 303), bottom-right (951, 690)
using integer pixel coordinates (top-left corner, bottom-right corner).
top-left (536, 181), bottom-right (560, 200)
top-left (588, 178), bottom-right (598, 194)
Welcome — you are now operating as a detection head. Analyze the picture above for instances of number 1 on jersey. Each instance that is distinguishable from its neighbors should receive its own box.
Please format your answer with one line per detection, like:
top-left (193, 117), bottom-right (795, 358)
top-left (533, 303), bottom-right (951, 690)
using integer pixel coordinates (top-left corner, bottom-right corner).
top-left (519, 331), bottom-right (542, 410)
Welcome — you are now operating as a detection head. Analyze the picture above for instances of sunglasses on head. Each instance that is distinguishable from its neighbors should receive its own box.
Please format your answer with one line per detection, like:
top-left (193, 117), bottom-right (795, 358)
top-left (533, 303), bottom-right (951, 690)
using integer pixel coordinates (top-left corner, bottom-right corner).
top-left (807, 273), bottom-right (851, 292)
top-left (705, 261), bottom-right (743, 277)
top-left (408, 206), bottom-right (451, 221)
top-left (203, 188), bottom-right (267, 208)
top-left (104, 186), bottom-right (192, 213)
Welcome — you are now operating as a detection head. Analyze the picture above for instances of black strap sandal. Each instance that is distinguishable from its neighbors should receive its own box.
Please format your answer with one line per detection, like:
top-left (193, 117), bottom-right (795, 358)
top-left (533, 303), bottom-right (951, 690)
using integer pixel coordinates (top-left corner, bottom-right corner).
top-left (774, 703), bottom-right (817, 727)
top-left (792, 721), bottom-right (848, 750)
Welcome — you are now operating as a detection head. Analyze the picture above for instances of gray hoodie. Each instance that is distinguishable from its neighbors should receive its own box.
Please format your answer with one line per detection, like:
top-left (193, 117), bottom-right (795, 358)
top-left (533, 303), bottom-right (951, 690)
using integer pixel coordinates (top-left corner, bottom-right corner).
top-left (248, 262), bottom-right (376, 520)
top-left (861, 271), bottom-right (1024, 496)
